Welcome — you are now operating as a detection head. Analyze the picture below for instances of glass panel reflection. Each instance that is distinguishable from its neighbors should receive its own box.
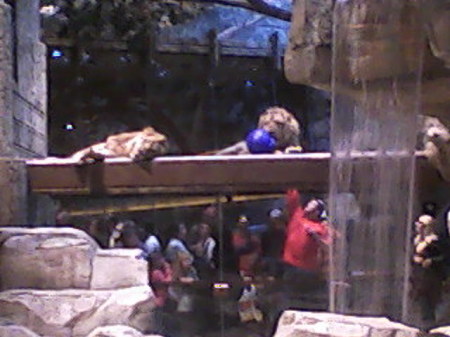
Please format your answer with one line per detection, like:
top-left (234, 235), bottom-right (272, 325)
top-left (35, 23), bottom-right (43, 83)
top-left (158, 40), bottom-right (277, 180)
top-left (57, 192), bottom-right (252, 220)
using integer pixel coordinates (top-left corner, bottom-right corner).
top-left (65, 190), bottom-right (330, 337)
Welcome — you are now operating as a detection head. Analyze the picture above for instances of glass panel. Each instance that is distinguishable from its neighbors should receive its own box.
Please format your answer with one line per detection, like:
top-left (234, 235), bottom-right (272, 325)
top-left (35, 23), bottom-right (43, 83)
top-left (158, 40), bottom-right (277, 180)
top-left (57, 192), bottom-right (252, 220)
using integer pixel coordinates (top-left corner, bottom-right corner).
top-left (329, 0), bottom-right (424, 323)
top-left (58, 188), bottom-right (330, 337)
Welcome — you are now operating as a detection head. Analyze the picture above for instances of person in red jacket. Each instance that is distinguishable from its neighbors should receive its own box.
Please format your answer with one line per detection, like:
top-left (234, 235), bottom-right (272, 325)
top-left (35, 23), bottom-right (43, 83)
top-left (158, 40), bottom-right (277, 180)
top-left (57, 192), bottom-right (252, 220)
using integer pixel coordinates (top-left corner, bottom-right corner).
top-left (282, 189), bottom-right (331, 291)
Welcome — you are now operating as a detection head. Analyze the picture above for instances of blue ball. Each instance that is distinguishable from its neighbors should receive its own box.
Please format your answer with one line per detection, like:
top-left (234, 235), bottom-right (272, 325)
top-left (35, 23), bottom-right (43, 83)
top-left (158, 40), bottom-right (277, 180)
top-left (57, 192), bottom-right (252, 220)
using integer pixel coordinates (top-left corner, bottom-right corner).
top-left (246, 129), bottom-right (276, 154)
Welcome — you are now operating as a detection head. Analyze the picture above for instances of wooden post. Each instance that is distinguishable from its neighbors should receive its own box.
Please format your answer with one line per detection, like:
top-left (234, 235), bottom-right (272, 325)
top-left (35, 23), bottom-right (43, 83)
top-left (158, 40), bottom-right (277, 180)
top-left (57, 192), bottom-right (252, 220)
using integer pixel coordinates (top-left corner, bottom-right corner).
top-left (207, 29), bottom-right (221, 149)
top-left (269, 31), bottom-right (281, 105)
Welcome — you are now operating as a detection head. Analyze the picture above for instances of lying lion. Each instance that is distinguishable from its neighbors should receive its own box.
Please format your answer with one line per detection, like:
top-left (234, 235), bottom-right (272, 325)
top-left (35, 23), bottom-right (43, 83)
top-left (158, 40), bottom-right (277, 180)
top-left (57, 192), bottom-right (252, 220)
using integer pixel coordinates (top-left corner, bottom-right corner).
top-left (70, 126), bottom-right (169, 163)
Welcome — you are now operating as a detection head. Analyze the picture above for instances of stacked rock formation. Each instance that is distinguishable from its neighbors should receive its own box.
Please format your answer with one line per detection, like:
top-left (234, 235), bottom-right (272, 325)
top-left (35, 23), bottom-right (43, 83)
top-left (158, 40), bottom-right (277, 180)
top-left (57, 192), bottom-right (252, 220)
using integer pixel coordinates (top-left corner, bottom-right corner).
top-left (0, 227), bottom-right (159, 337)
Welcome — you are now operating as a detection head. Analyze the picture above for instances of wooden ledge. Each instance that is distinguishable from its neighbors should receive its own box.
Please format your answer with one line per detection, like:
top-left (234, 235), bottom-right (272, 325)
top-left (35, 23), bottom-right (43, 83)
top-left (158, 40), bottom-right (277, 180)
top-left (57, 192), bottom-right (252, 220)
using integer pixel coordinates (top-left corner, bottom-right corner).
top-left (26, 152), bottom-right (438, 196)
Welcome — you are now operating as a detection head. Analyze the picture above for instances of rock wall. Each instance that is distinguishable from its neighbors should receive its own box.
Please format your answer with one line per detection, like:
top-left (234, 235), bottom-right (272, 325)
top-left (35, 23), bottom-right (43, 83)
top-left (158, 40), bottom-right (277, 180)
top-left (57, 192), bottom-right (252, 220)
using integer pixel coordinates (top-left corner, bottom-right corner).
top-left (284, 0), bottom-right (450, 122)
top-left (284, 0), bottom-right (333, 88)
top-left (0, 0), bottom-right (52, 225)
top-left (0, 1), bottom-right (13, 158)
top-left (0, 160), bottom-right (27, 225)
top-left (0, 227), bottom-right (156, 337)
top-left (12, 0), bottom-right (47, 158)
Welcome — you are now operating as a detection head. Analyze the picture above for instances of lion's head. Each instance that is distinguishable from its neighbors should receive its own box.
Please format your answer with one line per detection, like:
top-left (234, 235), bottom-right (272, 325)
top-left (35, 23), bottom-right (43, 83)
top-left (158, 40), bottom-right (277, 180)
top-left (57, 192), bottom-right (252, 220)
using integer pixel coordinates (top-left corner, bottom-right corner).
top-left (257, 107), bottom-right (301, 150)
top-left (129, 127), bottom-right (169, 160)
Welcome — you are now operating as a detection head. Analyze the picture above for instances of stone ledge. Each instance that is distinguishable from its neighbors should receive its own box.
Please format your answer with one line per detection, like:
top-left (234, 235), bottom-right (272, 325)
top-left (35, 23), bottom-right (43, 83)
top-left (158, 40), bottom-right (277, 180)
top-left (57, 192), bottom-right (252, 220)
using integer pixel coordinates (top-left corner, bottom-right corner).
top-left (0, 286), bottom-right (155, 337)
top-left (274, 311), bottom-right (421, 337)
top-left (0, 324), bottom-right (40, 337)
top-left (0, 227), bottom-right (98, 290)
top-left (91, 249), bottom-right (149, 290)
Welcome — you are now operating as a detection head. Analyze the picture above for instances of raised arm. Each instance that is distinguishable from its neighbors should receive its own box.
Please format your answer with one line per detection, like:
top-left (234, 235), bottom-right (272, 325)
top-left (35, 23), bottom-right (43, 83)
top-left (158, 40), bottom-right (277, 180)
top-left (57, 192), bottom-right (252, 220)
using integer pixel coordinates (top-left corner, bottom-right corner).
top-left (285, 189), bottom-right (305, 235)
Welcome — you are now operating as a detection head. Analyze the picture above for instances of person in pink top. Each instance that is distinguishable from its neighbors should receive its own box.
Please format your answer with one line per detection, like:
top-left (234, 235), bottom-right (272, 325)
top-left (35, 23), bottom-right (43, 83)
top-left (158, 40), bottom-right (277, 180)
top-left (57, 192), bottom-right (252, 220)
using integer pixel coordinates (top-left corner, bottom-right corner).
top-left (149, 252), bottom-right (173, 335)
top-left (150, 252), bottom-right (173, 307)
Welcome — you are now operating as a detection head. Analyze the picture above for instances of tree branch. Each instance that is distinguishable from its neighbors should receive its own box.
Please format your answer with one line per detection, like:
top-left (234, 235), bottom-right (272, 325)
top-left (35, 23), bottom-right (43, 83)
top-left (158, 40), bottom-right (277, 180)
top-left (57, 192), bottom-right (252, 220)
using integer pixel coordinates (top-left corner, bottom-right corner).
top-left (245, 0), bottom-right (291, 21)
top-left (178, 0), bottom-right (291, 21)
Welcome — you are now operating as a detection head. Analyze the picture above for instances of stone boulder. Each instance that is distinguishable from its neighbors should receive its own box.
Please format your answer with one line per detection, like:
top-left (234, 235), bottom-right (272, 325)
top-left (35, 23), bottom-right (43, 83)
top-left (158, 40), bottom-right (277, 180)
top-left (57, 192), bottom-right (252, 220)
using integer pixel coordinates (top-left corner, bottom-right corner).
top-left (284, 0), bottom-right (333, 87)
top-left (430, 326), bottom-right (450, 336)
top-left (285, 0), bottom-right (423, 87)
top-left (0, 325), bottom-right (40, 337)
top-left (0, 286), bottom-right (155, 337)
top-left (86, 325), bottom-right (146, 337)
top-left (86, 325), bottom-right (164, 337)
top-left (273, 311), bottom-right (421, 337)
top-left (284, 0), bottom-right (450, 122)
top-left (0, 227), bottom-right (98, 290)
top-left (91, 249), bottom-right (148, 290)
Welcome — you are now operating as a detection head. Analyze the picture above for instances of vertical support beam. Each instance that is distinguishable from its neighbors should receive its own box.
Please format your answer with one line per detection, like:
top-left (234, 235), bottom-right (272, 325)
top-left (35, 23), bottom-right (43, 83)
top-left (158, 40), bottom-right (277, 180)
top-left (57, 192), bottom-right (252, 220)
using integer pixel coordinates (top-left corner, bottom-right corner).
top-left (269, 32), bottom-right (281, 105)
top-left (207, 29), bottom-right (221, 149)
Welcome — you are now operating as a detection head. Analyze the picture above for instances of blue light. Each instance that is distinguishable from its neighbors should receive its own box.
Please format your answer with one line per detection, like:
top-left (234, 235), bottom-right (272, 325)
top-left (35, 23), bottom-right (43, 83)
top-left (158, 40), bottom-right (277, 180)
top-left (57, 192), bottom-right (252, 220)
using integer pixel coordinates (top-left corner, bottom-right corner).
top-left (51, 50), bottom-right (63, 58)
top-left (245, 80), bottom-right (255, 87)
top-left (64, 123), bottom-right (74, 131)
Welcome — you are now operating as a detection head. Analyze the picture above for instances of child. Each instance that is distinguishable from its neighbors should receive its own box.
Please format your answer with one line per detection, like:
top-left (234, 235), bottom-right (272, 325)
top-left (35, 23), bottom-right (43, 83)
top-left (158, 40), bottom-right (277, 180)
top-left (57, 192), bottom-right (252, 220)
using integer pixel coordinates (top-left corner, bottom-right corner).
top-left (149, 252), bottom-right (173, 335)
top-left (169, 251), bottom-right (200, 337)
top-left (149, 252), bottom-right (173, 308)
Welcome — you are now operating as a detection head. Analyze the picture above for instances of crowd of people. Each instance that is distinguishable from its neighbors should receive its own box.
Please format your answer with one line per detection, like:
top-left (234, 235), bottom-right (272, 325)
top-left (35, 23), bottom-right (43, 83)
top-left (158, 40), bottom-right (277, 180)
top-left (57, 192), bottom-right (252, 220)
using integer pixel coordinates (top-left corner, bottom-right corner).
top-left (57, 189), bottom-right (332, 337)
top-left (55, 192), bottom-right (450, 333)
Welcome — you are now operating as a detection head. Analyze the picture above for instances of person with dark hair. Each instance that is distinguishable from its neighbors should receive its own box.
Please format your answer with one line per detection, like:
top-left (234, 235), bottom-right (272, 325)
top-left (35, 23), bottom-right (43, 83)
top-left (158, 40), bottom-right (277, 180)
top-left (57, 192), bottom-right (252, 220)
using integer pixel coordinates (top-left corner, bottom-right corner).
top-left (411, 214), bottom-right (447, 325)
top-left (260, 208), bottom-right (287, 277)
top-left (165, 223), bottom-right (193, 263)
top-left (150, 251), bottom-right (174, 308)
top-left (201, 205), bottom-right (237, 273)
top-left (189, 223), bottom-right (217, 277)
top-left (282, 190), bottom-right (331, 292)
top-left (108, 219), bottom-right (143, 249)
top-left (423, 202), bottom-right (438, 218)
top-left (202, 205), bottom-right (218, 226)
top-left (148, 252), bottom-right (174, 336)
top-left (232, 215), bottom-right (262, 279)
top-left (87, 218), bottom-right (106, 248)
top-left (55, 210), bottom-right (72, 226)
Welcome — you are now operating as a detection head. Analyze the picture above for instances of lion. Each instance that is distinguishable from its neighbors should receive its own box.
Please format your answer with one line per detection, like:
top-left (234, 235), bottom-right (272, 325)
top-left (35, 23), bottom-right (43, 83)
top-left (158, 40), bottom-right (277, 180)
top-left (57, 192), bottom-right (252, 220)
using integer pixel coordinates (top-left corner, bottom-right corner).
top-left (216, 106), bottom-right (301, 155)
top-left (421, 116), bottom-right (450, 182)
top-left (70, 126), bottom-right (169, 163)
top-left (257, 106), bottom-right (300, 150)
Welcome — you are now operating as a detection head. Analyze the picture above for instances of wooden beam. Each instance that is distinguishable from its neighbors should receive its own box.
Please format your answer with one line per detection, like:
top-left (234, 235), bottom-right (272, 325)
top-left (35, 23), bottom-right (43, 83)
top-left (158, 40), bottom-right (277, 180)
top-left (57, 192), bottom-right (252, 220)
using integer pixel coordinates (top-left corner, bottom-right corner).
top-left (44, 37), bottom-right (283, 58)
top-left (59, 193), bottom-right (284, 216)
top-left (155, 43), bottom-right (276, 57)
top-left (26, 153), bottom-right (330, 195)
top-left (45, 38), bottom-right (129, 51)
top-left (26, 152), bottom-right (442, 196)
